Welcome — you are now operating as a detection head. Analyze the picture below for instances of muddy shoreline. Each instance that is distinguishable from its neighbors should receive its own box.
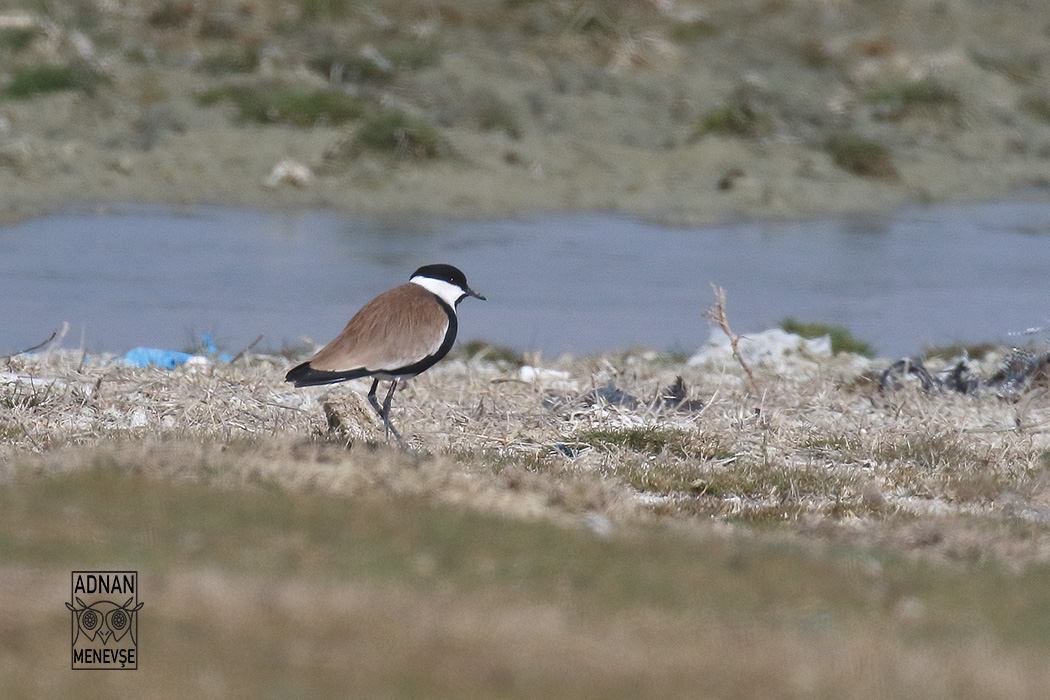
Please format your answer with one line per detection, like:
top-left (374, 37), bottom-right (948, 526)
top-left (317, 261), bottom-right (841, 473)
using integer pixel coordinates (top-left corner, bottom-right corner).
top-left (1, 1), bottom-right (1049, 226)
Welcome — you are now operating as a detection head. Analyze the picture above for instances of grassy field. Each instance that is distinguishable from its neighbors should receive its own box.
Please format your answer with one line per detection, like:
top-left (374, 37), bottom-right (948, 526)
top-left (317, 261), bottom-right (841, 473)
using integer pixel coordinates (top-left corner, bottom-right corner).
top-left (4, 346), bottom-right (1050, 697)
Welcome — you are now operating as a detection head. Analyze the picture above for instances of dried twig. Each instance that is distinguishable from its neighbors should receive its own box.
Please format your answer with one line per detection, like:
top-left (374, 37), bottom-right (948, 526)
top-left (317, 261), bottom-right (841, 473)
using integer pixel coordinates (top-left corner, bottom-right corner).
top-left (0, 329), bottom-right (59, 360)
top-left (231, 334), bottom-right (265, 363)
top-left (704, 284), bottom-right (759, 392)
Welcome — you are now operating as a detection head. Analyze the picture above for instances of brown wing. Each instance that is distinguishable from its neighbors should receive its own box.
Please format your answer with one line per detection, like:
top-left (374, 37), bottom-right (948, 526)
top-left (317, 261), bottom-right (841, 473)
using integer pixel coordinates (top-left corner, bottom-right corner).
top-left (307, 283), bottom-right (450, 373)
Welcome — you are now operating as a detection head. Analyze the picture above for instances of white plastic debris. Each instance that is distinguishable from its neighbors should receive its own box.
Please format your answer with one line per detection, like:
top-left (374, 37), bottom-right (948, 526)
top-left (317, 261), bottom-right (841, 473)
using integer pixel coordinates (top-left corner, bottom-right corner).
top-left (520, 365), bottom-right (570, 382)
top-left (264, 158), bottom-right (313, 189)
top-left (128, 408), bottom-right (149, 428)
top-left (0, 372), bottom-right (70, 391)
top-left (581, 513), bottom-right (614, 539)
top-left (520, 365), bottom-right (578, 391)
top-left (688, 328), bottom-right (832, 372)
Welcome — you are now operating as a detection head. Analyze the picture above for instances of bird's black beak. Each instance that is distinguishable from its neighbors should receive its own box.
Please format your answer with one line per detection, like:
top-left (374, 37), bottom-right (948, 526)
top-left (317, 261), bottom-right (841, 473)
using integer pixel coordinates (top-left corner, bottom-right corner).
top-left (467, 287), bottom-right (486, 301)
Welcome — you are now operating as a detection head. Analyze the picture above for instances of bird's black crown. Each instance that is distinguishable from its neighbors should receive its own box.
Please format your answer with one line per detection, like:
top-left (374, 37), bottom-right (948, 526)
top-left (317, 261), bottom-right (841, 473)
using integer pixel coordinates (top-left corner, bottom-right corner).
top-left (411, 263), bottom-right (469, 291)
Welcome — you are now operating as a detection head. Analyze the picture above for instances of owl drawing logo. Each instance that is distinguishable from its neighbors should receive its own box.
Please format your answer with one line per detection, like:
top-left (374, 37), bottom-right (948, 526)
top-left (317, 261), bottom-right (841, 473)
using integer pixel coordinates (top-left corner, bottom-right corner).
top-left (68, 571), bottom-right (142, 669)
top-left (66, 596), bottom-right (143, 646)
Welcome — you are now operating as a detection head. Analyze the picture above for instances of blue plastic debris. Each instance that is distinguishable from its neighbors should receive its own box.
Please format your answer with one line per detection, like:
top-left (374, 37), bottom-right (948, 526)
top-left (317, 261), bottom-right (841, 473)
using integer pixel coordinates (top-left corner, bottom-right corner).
top-left (122, 335), bottom-right (234, 369)
top-left (122, 347), bottom-right (196, 370)
top-left (201, 334), bottom-right (233, 362)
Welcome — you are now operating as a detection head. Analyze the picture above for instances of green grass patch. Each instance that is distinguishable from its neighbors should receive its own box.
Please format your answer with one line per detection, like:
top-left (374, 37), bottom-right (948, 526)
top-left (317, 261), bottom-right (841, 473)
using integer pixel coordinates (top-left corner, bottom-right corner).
top-left (0, 423), bottom-right (23, 440)
top-left (825, 132), bottom-right (898, 179)
top-left (692, 101), bottom-right (771, 140)
top-left (198, 13), bottom-right (238, 40)
top-left (1020, 94), bottom-right (1050, 123)
top-left (147, 0), bottom-right (195, 29)
top-left (385, 42), bottom-right (443, 72)
top-left (875, 436), bottom-right (1045, 507)
top-left (923, 343), bottom-right (997, 362)
top-left (577, 427), bottom-right (696, 458)
top-left (668, 18), bottom-right (720, 42)
top-left (875, 433), bottom-right (991, 478)
top-left (353, 107), bottom-right (444, 159)
top-left (308, 42), bottom-right (441, 85)
top-left (608, 459), bottom-right (708, 494)
top-left (696, 461), bottom-right (856, 501)
top-left (451, 340), bottom-right (524, 366)
top-left (196, 84), bottom-right (364, 126)
top-left (308, 52), bottom-right (394, 85)
top-left (200, 46), bottom-right (260, 75)
top-left (799, 435), bottom-right (855, 453)
top-left (780, 318), bottom-right (874, 357)
top-left (862, 77), bottom-right (960, 120)
top-left (3, 64), bottom-right (106, 99)
top-left (300, 0), bottom-right (351, 20)
top-left (0, 27), bottom-right (39, 52)
top-left (578, 428), bottom-right (736, 493)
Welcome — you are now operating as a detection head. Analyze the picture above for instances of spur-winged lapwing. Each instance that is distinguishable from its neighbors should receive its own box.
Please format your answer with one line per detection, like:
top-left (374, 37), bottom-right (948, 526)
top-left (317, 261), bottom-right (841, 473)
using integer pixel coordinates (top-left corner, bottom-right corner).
top-left (285, 263), bottom-right (485, 444)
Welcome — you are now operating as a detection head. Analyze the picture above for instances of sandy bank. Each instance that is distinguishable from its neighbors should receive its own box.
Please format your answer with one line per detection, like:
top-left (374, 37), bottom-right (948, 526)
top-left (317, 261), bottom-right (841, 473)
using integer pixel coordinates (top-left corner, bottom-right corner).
top-left (0, 1), bottom-right (1049, 225)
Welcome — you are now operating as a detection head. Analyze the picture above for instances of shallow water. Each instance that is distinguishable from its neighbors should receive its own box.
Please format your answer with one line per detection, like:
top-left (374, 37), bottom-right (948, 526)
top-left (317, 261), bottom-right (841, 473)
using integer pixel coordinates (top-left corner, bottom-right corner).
top-left (3, 200), bottom-right (1050, 359)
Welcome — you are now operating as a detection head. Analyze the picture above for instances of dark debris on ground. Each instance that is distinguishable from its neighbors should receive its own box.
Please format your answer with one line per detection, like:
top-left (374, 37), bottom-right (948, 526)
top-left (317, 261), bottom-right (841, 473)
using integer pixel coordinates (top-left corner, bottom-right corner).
top-left (543, 376), bottom-right (705, 414)
top-left (880, 349), bottom-right (1050, 398)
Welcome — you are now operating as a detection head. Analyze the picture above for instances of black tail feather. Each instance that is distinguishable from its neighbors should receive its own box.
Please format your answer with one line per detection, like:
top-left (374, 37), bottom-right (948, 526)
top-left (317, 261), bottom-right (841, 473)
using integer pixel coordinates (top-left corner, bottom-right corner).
top-left (285, 362), bottom-right (371, 387)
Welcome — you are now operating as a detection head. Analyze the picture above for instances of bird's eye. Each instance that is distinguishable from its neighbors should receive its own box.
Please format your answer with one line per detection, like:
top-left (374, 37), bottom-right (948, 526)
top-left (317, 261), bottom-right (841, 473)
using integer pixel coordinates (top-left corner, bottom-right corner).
top-left (109, 609), bottom-right (129, 631)
top-left (81, 610), bottom-right (100, 630)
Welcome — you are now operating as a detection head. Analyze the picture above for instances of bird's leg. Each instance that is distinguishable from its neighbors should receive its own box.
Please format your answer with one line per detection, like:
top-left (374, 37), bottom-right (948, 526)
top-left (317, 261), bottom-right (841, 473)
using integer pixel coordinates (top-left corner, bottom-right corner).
top-left (367, 378), bottom-right (406, 446)
top-left (380, 379), bottom-right (407, 445)
top-left (366, 378), bottom-right (383, 417)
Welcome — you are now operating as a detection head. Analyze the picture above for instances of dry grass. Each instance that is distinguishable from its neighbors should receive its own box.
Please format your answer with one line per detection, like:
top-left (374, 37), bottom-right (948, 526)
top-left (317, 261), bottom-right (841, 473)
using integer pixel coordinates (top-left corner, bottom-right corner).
top-left (6, 347), bottom-right (1050, 561)
top-left (6, 347), bottom-right (1050, 696)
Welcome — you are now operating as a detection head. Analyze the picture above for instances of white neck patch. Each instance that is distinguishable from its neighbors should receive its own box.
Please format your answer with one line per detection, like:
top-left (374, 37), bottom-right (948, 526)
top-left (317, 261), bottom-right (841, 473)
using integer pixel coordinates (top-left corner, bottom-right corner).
top-left (411, 276), bottom-right (463, 308)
